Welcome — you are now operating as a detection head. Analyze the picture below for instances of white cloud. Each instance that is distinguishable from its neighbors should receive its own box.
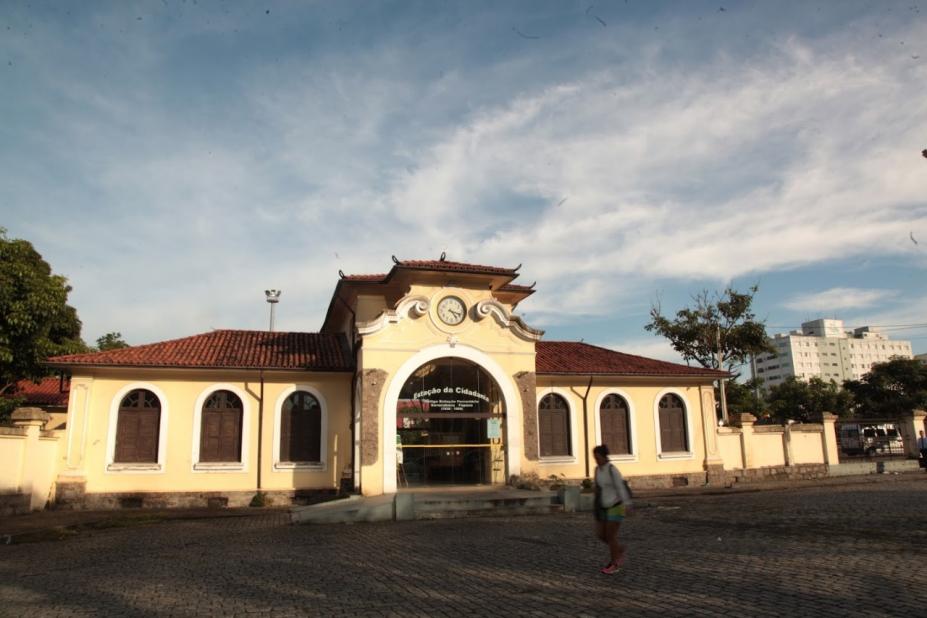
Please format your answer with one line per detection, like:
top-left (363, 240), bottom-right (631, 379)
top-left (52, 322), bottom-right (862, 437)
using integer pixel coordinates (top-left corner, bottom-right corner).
top-left (782, 288), bottom-right (899, 312)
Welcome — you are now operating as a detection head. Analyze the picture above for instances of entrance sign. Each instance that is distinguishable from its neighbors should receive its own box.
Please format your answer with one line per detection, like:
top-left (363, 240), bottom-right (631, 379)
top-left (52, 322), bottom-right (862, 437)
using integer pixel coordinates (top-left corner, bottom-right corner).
top-left (486, 417), bottom-right (502, 440)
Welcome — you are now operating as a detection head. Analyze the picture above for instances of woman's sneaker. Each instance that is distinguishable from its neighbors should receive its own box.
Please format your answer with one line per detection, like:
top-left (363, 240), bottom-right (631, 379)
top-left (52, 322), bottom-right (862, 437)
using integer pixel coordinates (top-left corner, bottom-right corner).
top-left (600, 562), bottom-right (620, 575)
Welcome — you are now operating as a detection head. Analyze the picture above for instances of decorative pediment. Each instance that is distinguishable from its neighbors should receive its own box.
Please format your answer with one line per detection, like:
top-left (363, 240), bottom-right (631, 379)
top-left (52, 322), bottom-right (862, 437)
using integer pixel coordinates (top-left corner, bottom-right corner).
top-left (473, 299), bottom-right (544, 342)
top-left (356, 296), bottom-right (430, 336)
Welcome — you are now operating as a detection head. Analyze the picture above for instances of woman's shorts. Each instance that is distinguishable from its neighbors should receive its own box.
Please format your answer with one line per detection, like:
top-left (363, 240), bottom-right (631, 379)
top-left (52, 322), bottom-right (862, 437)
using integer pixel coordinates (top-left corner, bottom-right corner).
top-left (595, 503), bottom-right (626, 522)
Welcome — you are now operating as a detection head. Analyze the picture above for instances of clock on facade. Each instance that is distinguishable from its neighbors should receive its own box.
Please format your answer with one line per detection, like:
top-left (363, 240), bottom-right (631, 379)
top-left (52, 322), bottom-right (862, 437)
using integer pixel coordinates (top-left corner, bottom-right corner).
top-left (437, 296), bottom-right (466, 325)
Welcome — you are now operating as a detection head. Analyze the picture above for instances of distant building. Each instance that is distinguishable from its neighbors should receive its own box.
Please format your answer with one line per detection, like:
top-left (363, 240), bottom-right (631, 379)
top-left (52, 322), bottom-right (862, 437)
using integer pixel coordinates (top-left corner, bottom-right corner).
top-left (915, 353), bottom-right (927, 365)
top-left (753, 319), bottom-right (913, 390)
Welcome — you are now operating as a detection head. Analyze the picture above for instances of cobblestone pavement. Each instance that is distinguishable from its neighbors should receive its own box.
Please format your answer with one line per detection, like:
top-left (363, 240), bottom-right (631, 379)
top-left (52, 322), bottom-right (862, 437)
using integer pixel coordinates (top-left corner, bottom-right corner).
top-left (2, 478), bottom-right (926, 617)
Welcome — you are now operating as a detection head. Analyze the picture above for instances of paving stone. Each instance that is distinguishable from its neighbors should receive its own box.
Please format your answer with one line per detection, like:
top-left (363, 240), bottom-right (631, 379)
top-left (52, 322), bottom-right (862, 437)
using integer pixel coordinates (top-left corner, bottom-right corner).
top-left (1, 478), bottom-right (925, 616)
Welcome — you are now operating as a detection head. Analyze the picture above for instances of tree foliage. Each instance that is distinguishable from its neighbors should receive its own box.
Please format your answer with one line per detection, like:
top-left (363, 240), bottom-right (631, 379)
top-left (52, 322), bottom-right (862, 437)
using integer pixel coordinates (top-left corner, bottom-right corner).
top-left (724, 377), bottom-right (767, 416)
top-left (766, 376), bottom-right (854, 422)
top-left (0, 228), bottom-right (86, 398)
top-left (843, 358), bottom-right (927, 418)
top-left (645, 285), bottom-right (774, 374)
top-left (96, 332), bottom-right (129, 351)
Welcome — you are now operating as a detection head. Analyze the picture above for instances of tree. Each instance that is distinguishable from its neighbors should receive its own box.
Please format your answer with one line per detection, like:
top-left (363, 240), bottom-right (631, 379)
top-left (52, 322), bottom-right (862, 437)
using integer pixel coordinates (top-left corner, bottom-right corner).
top-left (96, 332), bottom-right (129, 351)
top-left (766, 376), bottom-right (854, 422)
top-left (0, 228), bottom-right (87, 408)
top-left (646, 286), bottom-right (774, 421)
top-left (725, 377), bottom-right (768, 417)
top-left (646, 286), bottom-right (774, 374)
top-left (843, 358), bottom-right (927, 418)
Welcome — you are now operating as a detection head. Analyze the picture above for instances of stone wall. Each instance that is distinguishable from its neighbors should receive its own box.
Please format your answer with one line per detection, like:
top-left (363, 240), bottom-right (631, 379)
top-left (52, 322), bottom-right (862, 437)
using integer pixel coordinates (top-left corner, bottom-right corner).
top-left (514, 371), bottom-right (538, 461)
top-left (360, 369), bottom-right (387, 467)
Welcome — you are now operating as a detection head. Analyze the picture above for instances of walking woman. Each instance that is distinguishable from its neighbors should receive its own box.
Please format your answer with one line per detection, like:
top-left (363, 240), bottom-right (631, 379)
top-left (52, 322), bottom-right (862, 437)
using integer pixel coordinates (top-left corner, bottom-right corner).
top-left (593, 444), bottom-right (631, 574)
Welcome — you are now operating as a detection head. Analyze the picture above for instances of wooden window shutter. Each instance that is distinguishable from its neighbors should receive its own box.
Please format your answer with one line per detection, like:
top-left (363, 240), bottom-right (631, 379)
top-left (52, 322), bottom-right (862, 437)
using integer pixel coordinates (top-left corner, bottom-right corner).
top-left (200, 390), bottom-right (243, 463)
top-left (538, 394), bottom-right (570, 457)
top-left (281, 391), bottom-right (322, 463)
top-left (600, 394), bottom-right (631, 455)
top-left (114, 389), bottom-right (161, 464)
top-left (659, 394), bottom-right (688, 453)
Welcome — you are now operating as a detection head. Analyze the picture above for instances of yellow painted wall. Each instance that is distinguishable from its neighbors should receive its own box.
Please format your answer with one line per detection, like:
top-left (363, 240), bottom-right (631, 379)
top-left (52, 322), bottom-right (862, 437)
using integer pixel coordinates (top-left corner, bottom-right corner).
top-left (716, 429), bottom-right (744, 470)
top-left (64, 369), bottom-right (352, 496)
top-left (790, 429), bottom-right (826, 464)
top-left (751, 431), bottom-right (787, 467)
top-left (530, 379), bottom-right (713, 480)
top-left (0, 433), bottom-right (25, 491)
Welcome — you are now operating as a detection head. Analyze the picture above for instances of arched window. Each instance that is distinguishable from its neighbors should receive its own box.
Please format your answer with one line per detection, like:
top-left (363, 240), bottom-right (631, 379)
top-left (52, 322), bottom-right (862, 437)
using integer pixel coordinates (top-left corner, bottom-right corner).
top-left (658, 393), bottom-right (688, 453)
top-left (538, 393), bottom-right (571, 457)
top-left (114, 389), bottom-right (161, 463)
top-left (280, 391), bottom-right (322, 463)
top-left (600, 394), bottom-right (631, 455)
top-left (200, 390), bottom-right (243, 463)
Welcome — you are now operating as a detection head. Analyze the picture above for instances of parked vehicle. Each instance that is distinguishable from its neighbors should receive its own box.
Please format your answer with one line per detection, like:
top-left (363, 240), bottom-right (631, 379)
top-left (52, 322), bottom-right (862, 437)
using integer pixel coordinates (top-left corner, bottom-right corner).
top-left (839, 422), bottom-right (904, 456)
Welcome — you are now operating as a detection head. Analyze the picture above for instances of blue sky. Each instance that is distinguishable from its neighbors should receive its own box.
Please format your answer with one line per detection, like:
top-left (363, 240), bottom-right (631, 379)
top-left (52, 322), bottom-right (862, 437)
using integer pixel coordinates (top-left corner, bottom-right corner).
top-left (2, 0), bottom-right (926, 364)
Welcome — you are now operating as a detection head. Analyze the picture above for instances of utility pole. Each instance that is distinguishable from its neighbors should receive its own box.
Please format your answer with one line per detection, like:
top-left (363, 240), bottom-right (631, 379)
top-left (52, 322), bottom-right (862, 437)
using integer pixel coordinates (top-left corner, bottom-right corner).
top-left (716, 325), bottom-right (729, 424)
top-left (265, 289), bottom-right (281, 331)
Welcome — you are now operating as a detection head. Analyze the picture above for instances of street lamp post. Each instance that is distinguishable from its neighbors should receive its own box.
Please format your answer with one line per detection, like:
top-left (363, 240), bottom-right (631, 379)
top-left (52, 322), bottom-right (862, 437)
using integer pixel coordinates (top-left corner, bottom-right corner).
top-left (265, 289), bottom-right (281, 331)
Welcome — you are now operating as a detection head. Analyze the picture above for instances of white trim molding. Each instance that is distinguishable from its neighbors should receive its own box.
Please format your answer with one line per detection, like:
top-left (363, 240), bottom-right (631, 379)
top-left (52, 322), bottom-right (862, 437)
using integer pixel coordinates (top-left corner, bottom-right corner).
top-left (381, 344), bottom-right (523, 494)
top-left (271, 385), bottom-right (329, 472)
top-left (652, 388), bottom-right (696, 461)
top-left (473, 299), bottom-right (544, 341)
top-left (593, 389), bottom-right (639, 462)
top-left (104, 382), bottom-right (169, 474)
top-left (535, 387), bottom-right (579, 464)
top-left (356, 295), bottom-right (429, 336)
top-left (191, 383), bottom-right (252, 473)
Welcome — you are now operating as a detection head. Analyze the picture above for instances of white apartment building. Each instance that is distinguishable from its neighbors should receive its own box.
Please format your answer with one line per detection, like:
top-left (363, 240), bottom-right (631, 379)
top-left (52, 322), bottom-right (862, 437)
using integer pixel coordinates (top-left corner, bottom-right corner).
top-left (753, 319), bottom-right (913, 390)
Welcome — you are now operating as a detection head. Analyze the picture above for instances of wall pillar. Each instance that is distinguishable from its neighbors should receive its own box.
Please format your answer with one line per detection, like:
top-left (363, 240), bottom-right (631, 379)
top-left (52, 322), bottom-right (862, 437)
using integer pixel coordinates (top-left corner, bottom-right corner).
top-left (11, 407), bottom-right (50, 510)
top-left (899, 409), bottom-right (927, 459)
top-left (783, 422), bottom-right (793, 467)
top-left (820, 413), bottom-right (840, 465)
top-left (734, 413), bottom-right (757, 469)
top-left (700, 387), bottom-right (724, 482)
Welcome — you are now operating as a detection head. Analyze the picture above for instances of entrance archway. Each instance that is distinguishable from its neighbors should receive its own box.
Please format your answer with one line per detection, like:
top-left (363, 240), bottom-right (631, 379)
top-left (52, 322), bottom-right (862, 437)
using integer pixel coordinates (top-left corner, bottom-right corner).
top-left (381, 344), bottom-right (522, 493)
top-left (396, 357), bottom-right (504, 486)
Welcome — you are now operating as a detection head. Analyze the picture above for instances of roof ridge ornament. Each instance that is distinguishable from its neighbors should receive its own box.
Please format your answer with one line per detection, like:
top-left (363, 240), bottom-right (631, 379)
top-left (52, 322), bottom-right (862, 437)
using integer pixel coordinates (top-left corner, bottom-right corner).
top-left (338, 269), bottom-right (345, 279)
top-left (391, 255), bottom-right (400, 264)
top-left (439, 251), bottom-right (447, 261)
top-left (514, 263), bottom-right (522, 272)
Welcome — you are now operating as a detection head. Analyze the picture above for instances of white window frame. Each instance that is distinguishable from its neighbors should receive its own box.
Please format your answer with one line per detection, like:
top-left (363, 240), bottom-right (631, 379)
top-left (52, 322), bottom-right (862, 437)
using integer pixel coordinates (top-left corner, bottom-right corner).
top-left (652, 388), bottom-right (695, 461)
top-left (593, 389), bottom-right (638, 462)
top-left (105, 383), bottom-right (169, 474)
top-left (272, 385), bottom-right (328, 472)
top-left (536, 388), bottom-right (578, 464)
top-left (191, 384), bottom-right (251, 473)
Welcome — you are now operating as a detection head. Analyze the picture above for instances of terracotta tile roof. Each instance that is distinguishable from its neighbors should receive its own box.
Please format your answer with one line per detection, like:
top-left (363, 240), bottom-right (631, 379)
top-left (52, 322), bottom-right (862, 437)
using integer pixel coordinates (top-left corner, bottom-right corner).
top-left (47, 330), bottom-right (353, 371)
top-left (341, 273), bottom-right (388, 282)
top-left (340, 258), bottom-right (519, 283)
top-left (536, 341), bottom-right (728, 378)
top-left (498, 283), bottom-right (535, 294)
top-left (6, 377), bottom-right (70, 406)
top-left (396, 259), bottom-right (517, 275)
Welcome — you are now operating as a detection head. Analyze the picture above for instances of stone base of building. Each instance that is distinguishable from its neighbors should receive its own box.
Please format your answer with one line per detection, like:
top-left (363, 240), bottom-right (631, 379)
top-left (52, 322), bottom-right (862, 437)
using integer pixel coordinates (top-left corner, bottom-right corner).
top-left (52, 488), bottom-right (339, 511)
top-left (0, 492), bottom-right (31, 517)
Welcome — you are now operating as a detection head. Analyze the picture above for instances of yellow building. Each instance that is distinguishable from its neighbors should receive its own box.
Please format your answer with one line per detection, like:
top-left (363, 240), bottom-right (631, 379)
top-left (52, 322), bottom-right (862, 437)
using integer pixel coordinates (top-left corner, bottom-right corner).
top-left (45, 258), bottom-right (729, 508)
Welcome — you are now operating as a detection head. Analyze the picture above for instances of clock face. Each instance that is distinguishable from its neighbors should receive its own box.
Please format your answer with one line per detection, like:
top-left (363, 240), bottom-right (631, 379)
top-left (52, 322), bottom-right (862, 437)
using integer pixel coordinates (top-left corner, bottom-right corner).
top-left (437, 296), bottom-right (466, 325)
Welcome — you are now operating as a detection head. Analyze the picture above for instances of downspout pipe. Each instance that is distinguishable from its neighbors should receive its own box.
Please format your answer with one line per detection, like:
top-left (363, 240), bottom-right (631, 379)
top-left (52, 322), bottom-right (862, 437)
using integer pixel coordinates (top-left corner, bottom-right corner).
top-left (571, 376), bottom-right (595, 478)
top-left (582, 376), bottom-right (593, 478)
top-left (257, 369), bottom-right (264, 492)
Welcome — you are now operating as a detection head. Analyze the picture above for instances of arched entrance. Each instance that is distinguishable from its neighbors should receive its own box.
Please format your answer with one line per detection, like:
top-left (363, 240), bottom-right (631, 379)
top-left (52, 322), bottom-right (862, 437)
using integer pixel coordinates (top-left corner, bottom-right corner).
top-left (396, 357), bottom-right (505, 486)
top-left (381, 344), bottom-right (522, 494)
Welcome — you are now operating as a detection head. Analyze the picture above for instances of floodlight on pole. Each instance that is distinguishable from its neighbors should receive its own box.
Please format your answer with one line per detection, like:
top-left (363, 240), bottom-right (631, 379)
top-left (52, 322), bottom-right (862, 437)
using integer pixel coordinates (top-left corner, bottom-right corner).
top-left (265, 289), bottom-right (281, 332)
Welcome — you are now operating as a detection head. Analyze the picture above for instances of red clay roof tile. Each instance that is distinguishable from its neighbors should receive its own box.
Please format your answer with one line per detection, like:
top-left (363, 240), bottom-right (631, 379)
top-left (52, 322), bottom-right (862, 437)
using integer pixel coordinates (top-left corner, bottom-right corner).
top-left (47, 330), bottom-right (353, 371)
top-left (536, 341), bottom-right (728, 378)
top-left (7, 377), bottom-right (70, 406)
